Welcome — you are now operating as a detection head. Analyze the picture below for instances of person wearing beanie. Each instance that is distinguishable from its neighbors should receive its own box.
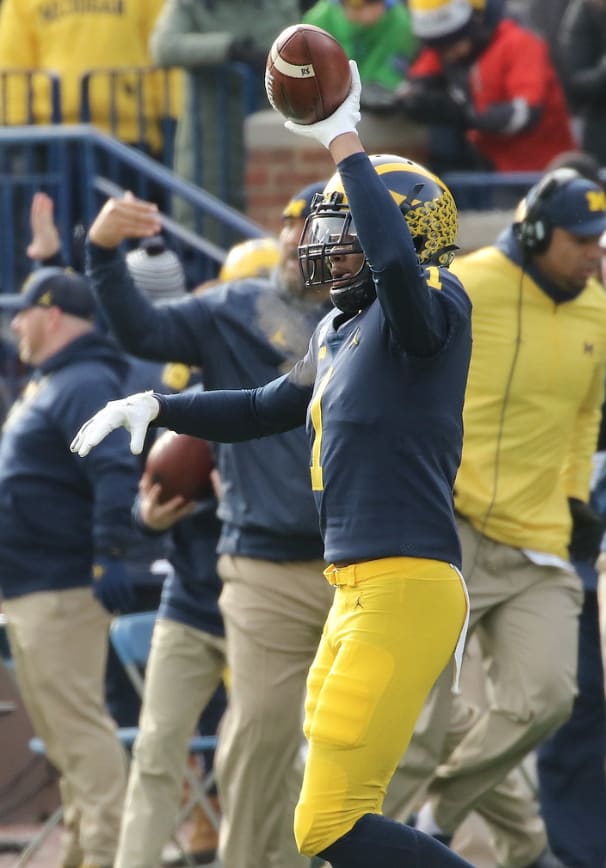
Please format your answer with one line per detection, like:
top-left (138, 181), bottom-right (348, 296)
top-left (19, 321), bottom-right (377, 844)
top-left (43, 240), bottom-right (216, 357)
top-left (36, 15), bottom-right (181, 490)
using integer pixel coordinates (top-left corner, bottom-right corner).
top-left (409, 0), bottom-right (475, 44)
top-left (397, 0), bottom-right (576, 175)
top-left (125, 236), bottom-right (187, 305)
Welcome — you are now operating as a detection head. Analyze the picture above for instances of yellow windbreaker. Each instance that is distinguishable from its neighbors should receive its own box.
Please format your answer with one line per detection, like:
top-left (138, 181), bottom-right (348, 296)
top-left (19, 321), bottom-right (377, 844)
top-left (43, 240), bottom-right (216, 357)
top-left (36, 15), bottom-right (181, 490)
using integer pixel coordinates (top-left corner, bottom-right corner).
top-left (452, 246), bottom-right (606, 558)
top-left (0, 0), bottom-right (181, 150)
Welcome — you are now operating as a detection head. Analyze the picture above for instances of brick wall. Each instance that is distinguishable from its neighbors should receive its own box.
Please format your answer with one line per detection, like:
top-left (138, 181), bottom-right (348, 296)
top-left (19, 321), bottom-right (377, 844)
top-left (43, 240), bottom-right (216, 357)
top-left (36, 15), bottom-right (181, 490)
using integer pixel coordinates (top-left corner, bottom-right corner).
top-left (245, 109), bottom-right (430, 235)
top-left (244, 111), bottom-right (514, 252)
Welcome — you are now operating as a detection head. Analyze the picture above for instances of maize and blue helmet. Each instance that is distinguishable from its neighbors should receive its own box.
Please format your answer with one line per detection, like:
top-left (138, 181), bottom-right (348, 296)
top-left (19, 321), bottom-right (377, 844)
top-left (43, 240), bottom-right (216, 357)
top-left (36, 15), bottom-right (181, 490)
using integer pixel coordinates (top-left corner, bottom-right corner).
top-left (219, 237), bottom-right (280, 282)
top-left (297, 154), bottom-right (458, 313)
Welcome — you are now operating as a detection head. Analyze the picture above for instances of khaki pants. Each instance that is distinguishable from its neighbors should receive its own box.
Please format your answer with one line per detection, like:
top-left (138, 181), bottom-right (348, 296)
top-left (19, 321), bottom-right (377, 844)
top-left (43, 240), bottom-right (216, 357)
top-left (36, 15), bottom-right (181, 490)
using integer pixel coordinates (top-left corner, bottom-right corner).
top-left (216, 554), bottom-right (333, 868)
top-left (450, 638), bottom-right (543, 868)
top-left (4, 587), bottom-right (128, 866)
top-left (384, 516), bottom-right (582, 868)
top-left (114, 617), bottom-right (226, 868)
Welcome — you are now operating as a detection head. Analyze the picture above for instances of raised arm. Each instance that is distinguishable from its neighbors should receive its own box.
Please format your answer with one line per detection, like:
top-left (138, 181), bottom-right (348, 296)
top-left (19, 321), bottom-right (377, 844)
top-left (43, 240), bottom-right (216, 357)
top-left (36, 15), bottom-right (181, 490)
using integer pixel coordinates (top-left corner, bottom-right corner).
top-left (284, 61), bottom-right (460, 356)
top-left (86, 194), bottom-right (210, 366)
top-left (336, 151), bottom-right (451, 354)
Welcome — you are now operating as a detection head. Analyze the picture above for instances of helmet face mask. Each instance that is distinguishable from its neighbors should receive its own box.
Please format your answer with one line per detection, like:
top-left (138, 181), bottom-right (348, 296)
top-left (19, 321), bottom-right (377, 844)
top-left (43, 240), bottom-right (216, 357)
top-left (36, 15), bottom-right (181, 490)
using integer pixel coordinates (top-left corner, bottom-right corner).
top-left (298, 193), bottom-right (375, 313)
top-left (299, 196), bottom-right (362, 284)
top-left (297, 155), bottom-right (458, 313)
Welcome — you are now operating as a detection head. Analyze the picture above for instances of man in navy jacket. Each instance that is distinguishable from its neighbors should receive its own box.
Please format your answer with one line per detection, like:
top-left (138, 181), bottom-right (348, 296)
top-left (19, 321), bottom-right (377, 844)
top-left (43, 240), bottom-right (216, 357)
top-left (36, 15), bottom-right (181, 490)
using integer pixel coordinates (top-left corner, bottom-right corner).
top-left (0, 267), bottom-right (143, 868)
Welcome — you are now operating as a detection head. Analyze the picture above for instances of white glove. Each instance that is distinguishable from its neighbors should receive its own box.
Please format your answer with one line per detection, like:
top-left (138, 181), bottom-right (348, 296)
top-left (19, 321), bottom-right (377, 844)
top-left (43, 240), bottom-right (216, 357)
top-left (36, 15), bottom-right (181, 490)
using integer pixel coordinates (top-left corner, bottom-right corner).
top-left (70, 391), bottom-right (160, 457)
top-left (284, 60), bottom-right (362, 149)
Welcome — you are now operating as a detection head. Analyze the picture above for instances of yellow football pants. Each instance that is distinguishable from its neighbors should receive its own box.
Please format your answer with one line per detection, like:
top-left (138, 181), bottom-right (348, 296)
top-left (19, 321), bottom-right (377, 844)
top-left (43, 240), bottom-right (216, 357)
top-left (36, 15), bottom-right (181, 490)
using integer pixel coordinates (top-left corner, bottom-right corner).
top-left (294, 556), bottom-right (468, 855)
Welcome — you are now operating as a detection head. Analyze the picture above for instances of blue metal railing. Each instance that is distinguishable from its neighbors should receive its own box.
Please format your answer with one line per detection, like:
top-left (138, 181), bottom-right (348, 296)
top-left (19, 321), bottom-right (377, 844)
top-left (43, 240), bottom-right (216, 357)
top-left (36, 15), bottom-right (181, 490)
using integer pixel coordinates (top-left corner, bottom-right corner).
top-left (79, 66), bottom-right (181, 169)
top-left (0, 69), bottom-right (62, 125)
top-left (443, 169), bottom-right (606, 211)
top-left (79, 62), bottom-right (259, 176)
top-left (0, 62), bottom-right (264, 291)
top-left (443, 170), bottom-right (541, 211)
top-left (0, 124), bottom-right (267, 295)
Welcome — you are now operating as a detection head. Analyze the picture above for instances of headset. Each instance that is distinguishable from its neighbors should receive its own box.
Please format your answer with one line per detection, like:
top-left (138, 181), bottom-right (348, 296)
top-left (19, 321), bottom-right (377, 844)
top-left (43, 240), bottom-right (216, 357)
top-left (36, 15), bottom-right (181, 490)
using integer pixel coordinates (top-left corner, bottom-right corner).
top-left (512, 167), bottom-right (581, 255)
top-left (466, 171), bottom-right (584, 577)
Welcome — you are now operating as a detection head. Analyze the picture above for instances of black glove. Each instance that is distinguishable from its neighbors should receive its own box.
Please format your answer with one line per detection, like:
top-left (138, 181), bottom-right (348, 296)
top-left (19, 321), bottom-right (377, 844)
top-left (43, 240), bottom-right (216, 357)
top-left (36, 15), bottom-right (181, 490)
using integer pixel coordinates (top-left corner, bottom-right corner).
top-left (360, 82), bottom-right (398, 114)
top-left (568, 497), bottom-right (606, 563)
top-left (92, 556), bottom-right (135, 614)
top-left (395, 82), bottom-right (470, 127)
top-left (227, 37), bottom-right (267, 73)
top-left (445, 83), bottom-right (478, 127)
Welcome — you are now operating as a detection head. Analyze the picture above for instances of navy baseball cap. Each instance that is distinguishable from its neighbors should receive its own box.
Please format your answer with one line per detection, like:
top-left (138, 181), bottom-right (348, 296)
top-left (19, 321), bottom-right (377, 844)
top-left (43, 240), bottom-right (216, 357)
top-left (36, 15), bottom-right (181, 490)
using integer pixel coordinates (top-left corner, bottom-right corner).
top-left (524, 174), bottom-right (606, 238)
top-left (0, 267), bottom-right (96, 319)
top-left (282, 181), bottom-right (328, 220)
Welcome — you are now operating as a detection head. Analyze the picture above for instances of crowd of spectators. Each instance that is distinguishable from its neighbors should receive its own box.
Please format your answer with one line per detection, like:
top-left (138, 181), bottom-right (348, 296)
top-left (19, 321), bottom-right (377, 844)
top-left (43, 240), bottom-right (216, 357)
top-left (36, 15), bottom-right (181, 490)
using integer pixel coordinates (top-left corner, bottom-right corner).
top-left (0, 1), bottom-right (601, 204)
top-left (0, 0), bottom-right (602, 227)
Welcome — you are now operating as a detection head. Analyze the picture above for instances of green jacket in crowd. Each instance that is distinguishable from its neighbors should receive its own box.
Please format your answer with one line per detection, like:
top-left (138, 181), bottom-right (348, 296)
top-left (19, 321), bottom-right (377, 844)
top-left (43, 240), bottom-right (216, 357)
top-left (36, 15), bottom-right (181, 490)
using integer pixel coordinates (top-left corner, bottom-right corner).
top-left (303, 0), bottom-right (418, 89)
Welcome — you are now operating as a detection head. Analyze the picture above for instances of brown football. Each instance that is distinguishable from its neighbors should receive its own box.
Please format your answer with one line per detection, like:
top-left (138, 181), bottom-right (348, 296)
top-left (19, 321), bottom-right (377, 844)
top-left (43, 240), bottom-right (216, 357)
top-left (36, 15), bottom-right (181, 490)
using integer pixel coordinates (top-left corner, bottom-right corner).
top-left (265, 24), bottom-right (351, 125)
top-left (145, 430), bottom-right (214, 504)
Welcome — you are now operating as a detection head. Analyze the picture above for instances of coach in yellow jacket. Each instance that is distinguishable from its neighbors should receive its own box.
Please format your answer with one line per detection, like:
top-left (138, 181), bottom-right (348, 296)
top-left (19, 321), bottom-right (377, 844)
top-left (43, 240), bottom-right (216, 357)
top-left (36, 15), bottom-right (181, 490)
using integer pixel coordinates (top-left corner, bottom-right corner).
top-left (386, 168), bottom-right (606, 868)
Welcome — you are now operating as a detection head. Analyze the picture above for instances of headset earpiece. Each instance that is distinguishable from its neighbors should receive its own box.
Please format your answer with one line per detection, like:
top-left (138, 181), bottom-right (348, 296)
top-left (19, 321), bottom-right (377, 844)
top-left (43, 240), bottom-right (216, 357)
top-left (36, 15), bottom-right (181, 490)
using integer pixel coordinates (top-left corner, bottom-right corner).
top-left (512, 213), bottom-right (551, 254)
top-left (513, 169), bottom-right (580, 256)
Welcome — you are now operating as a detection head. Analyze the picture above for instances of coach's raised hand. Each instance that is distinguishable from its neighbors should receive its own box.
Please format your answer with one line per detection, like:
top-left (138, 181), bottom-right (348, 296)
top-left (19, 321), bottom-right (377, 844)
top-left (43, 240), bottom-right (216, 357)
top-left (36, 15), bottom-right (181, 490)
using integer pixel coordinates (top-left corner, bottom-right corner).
top-left (71, 392), bottom-right (160, 457)
top-left (88, 191), bottom-right (162, 249)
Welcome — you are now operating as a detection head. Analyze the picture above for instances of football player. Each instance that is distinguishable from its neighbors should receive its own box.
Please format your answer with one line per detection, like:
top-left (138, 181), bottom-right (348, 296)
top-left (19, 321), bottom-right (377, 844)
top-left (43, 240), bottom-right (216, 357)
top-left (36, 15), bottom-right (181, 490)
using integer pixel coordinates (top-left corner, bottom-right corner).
top-left (71, 61), bottom-right (473, 867)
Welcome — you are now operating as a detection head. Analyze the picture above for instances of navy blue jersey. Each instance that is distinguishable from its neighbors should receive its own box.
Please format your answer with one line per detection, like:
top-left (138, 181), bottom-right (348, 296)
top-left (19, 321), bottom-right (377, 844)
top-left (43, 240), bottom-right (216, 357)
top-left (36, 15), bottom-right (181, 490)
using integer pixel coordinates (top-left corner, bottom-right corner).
top-left (154, 153), bottom-right (472, 567)
top-left (86, 246), bottom-right (330, 561)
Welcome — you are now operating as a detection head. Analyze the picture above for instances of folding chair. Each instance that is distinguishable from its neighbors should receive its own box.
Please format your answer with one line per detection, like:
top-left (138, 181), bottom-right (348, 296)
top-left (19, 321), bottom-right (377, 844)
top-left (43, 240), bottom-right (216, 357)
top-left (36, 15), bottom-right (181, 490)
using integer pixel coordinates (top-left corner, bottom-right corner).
top-left (109, 612), bottom-right (220, 831)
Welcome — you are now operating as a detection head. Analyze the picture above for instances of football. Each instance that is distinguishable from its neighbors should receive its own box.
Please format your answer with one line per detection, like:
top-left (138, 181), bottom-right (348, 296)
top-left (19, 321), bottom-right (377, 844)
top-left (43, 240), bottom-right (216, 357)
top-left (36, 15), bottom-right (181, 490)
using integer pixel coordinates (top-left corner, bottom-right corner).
top-left (265, 24), bottom-right (351, 125)
top-left (145, 430), bottom-right (214, 504)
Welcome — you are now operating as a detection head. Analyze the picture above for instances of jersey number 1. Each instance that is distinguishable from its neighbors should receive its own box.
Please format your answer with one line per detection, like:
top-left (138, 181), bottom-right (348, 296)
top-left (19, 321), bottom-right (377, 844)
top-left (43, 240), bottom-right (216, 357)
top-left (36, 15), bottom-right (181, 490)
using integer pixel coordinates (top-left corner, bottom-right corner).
top-left (309, 366), bottom-right (333, 491)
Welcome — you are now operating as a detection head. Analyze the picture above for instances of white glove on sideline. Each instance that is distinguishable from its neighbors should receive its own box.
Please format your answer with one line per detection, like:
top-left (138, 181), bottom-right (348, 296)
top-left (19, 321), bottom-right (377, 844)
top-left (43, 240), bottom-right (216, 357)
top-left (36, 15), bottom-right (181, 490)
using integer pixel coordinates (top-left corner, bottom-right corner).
top-left (284, 60), bottom-right (362, 149)
top-left (70, 391), bottom-right (160, 457)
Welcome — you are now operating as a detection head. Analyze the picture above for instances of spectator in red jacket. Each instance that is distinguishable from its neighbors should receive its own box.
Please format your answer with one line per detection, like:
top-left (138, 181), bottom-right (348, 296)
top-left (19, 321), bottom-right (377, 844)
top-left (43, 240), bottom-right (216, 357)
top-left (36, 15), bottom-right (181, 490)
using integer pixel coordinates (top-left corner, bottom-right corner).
top-left (397, 0), bottom-right (577, 174)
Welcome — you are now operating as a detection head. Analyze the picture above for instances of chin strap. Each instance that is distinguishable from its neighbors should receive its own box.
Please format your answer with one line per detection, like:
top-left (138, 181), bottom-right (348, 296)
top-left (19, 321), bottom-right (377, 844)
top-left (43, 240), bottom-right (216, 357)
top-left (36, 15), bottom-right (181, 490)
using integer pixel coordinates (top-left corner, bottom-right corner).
top-left (330, 263), bottom-right (376, 314)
